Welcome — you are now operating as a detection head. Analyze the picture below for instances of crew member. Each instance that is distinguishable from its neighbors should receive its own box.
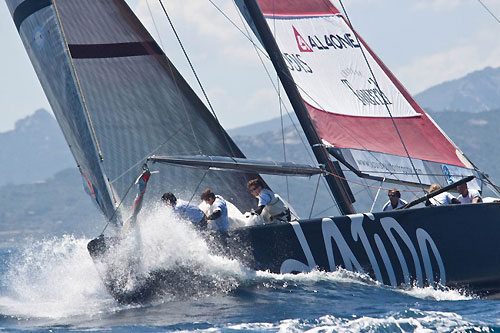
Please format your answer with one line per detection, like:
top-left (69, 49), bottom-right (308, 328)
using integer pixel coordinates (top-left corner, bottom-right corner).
top-left (161, 192), bottom-right (207, 228)
top-left (382, 189), bottom-right (407, 211)
top-left (426, 184), bottom-right (460, 206)
top-left (247, 178), bottom-right (290, 224)
top-left (200, 189), bottom-right (229, 231)
top-left (457, 183), bottom-right (482, 204)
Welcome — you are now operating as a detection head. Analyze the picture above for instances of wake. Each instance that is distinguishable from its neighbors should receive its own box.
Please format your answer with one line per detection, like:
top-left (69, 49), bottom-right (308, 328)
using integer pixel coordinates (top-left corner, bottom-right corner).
top-left (0, 205), bottom-right (471, 319)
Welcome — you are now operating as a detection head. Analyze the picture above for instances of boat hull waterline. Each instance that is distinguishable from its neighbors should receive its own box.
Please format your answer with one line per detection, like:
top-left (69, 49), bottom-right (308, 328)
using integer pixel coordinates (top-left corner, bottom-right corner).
top-left (88, 203), bottom-right (500, 303)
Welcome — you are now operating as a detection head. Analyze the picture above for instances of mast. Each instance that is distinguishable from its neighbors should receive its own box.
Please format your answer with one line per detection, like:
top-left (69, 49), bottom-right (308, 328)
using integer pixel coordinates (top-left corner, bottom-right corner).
top-left (243, 0), bottom-right (355, 215)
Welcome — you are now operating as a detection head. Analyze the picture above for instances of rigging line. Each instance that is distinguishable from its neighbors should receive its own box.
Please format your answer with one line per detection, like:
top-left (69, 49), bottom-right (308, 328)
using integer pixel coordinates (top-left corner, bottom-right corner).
top-left (281, 96), bottom-right (290, 202)
top-left (157, 0), bottom-right (236, 157)
top-left (370, 177), bottom-right (385, 213)
top-left (225, 0), bottom-right (390, 186)
top-left (154, 1), bottom-right (203, 155)
top-left (225, 2), bottom-right (413, 201)
top-left (486, 182), bottom-right (500, 198)
top-left (309, 174), bottom-right (322, 219)
top-left (186, 169), bottom-right (209, 209)
top-left (477, 0), bottom-right (500, 24)
top-left (272, 0), bottom-right (290, 201)
top-left (322, 175), bottom-right (342, 214)
top-left (232, 0), bottom-right (339, 211)
top-left (337, 0), bottom-right (425, 193)
top-left (361, 176), bottom-right (375, 203)
top-left (231, 1), bottom-right (318, 167)
top-left (110, 126), bottom-right (183, 184)
top-left (145, 0), bottom-right (203, 156)
top-left (100, 172), bottom-right (139, 235)
top-left (209, 0), bottom-right (271, 60)
top-left (312, 203), bottom-right (337, 218)
top-left (483, 177), bottom-right (500, 196)
top-left (145, 0), bottom-right (165, 49)
top-left (211, 0), bottom-right (412, 187)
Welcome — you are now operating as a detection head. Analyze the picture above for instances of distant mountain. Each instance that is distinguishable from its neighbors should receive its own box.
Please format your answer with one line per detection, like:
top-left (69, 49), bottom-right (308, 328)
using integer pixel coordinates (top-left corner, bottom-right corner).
top-left (0, 109), bottom-right (74, 186)
top-left (227, 114), bottom-right (297, 137)
top-left (0, 167), bottom-right (103, 246)
top-left (414, 66), bottom-right (500, 112)
top-left (429, 110), bottom-right (500, 183)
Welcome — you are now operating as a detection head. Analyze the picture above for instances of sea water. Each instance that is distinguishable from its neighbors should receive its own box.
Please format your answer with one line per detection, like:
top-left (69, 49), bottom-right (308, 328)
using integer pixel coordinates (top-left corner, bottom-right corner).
top-left (0, 208), bottom-right (498, 331)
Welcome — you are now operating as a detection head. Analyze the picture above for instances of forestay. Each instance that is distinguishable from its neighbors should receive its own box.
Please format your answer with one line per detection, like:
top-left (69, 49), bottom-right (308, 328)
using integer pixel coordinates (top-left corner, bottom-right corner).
top-left (7, 0), bottom-right (259, 224)
top-left (236, 0), bottom-right (481, 189)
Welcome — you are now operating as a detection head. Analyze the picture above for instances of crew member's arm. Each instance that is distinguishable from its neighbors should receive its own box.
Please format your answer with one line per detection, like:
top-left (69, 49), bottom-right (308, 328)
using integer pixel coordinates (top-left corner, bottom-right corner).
top-left (255, 205), bottom-right (265, 215)
top-left (472, 191), bottom-right (482, 203)
top-left (206, 209), bottom-right (221, 220)
top-left (254, 191), bottom-right (271, 215)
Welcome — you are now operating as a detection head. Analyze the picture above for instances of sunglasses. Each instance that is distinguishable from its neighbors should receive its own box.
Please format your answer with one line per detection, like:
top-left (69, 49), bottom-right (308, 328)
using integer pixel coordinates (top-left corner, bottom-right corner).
top-left (388, 194), bottom-right (397, 197)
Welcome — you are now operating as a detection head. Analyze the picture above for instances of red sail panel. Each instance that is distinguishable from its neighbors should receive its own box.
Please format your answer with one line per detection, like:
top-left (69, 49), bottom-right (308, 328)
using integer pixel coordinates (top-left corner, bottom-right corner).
top-left (257, 0), bottom-right (467, 168)
top-left (308, 106), bottom-right (463, 166)
top-left (258, 0), bottom-right (339, 16)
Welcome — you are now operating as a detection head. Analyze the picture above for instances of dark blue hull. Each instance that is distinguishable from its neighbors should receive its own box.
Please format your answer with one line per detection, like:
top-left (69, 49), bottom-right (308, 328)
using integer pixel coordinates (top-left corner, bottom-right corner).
top-left (88, 203), bottom-right (500, 303)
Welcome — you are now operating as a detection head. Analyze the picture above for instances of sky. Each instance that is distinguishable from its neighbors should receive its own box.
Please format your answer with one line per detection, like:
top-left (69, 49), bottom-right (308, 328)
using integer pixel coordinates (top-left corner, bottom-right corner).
top-left (0, 0), bottom-right (499, 133)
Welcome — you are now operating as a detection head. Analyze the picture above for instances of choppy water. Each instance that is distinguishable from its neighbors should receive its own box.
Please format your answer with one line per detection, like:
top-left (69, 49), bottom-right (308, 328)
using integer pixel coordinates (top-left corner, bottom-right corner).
top-left (0, 208), bottom-right (499, 332)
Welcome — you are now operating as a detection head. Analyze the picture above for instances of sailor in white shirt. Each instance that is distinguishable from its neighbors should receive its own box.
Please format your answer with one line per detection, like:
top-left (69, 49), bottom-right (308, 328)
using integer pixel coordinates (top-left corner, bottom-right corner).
top-left (427, 184), bottom-right (460, 206)
top-left (382, 189), bottom-right (407, 211)
top-left (200, 189), bottom-right (229, 231)
top-left (457, 183), bottom-right (482, 204)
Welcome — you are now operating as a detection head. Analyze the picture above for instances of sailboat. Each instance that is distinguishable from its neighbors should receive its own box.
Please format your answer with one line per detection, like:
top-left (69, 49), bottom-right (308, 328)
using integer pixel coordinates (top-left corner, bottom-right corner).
top-left (7, 0), bottom-right (500, 303)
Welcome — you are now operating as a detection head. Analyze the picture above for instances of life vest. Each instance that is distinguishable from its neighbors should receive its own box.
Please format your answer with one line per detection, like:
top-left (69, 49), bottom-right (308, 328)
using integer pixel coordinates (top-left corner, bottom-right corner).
top-left (260, 189), bottom-right (289, 224)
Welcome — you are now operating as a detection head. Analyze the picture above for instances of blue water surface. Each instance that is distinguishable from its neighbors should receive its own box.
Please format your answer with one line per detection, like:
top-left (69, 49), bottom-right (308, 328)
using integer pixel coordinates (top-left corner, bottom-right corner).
top-left (0, 220), bottom-right (499, 332)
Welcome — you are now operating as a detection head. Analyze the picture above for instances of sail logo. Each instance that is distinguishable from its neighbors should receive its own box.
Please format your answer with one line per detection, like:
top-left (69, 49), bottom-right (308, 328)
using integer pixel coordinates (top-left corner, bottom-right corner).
top-left (442, 165), bottom-right (453, 184)
top-left (341, 78), bottom-right (392, 106)
top-left (293, 26), bottom-right (313, 52)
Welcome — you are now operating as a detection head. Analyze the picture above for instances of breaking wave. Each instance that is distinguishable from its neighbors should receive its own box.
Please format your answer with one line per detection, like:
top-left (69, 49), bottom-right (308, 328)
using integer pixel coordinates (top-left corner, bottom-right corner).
top-left (225, 309), bottom-right (489, 332)
top-left (0, 205), bottom-right (476, 326)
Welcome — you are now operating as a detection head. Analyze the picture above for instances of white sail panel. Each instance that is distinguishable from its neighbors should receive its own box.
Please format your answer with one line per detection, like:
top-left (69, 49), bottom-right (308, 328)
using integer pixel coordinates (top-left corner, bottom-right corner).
top-left (269, 16), bottom-right (419, 118)
top-left (237, 0), bottom-right (476, 183)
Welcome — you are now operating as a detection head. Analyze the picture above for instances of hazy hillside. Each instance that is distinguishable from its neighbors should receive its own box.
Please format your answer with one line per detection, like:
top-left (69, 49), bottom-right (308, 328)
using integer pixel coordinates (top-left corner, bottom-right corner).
top-left (0, 168), bottom-right (103, 246)
top-left (415, 66), bottom-right (500, 112)
top-left (0, 109), bottom-right (73, 186)
top-left (430, 110), bottom-right (500, 183)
